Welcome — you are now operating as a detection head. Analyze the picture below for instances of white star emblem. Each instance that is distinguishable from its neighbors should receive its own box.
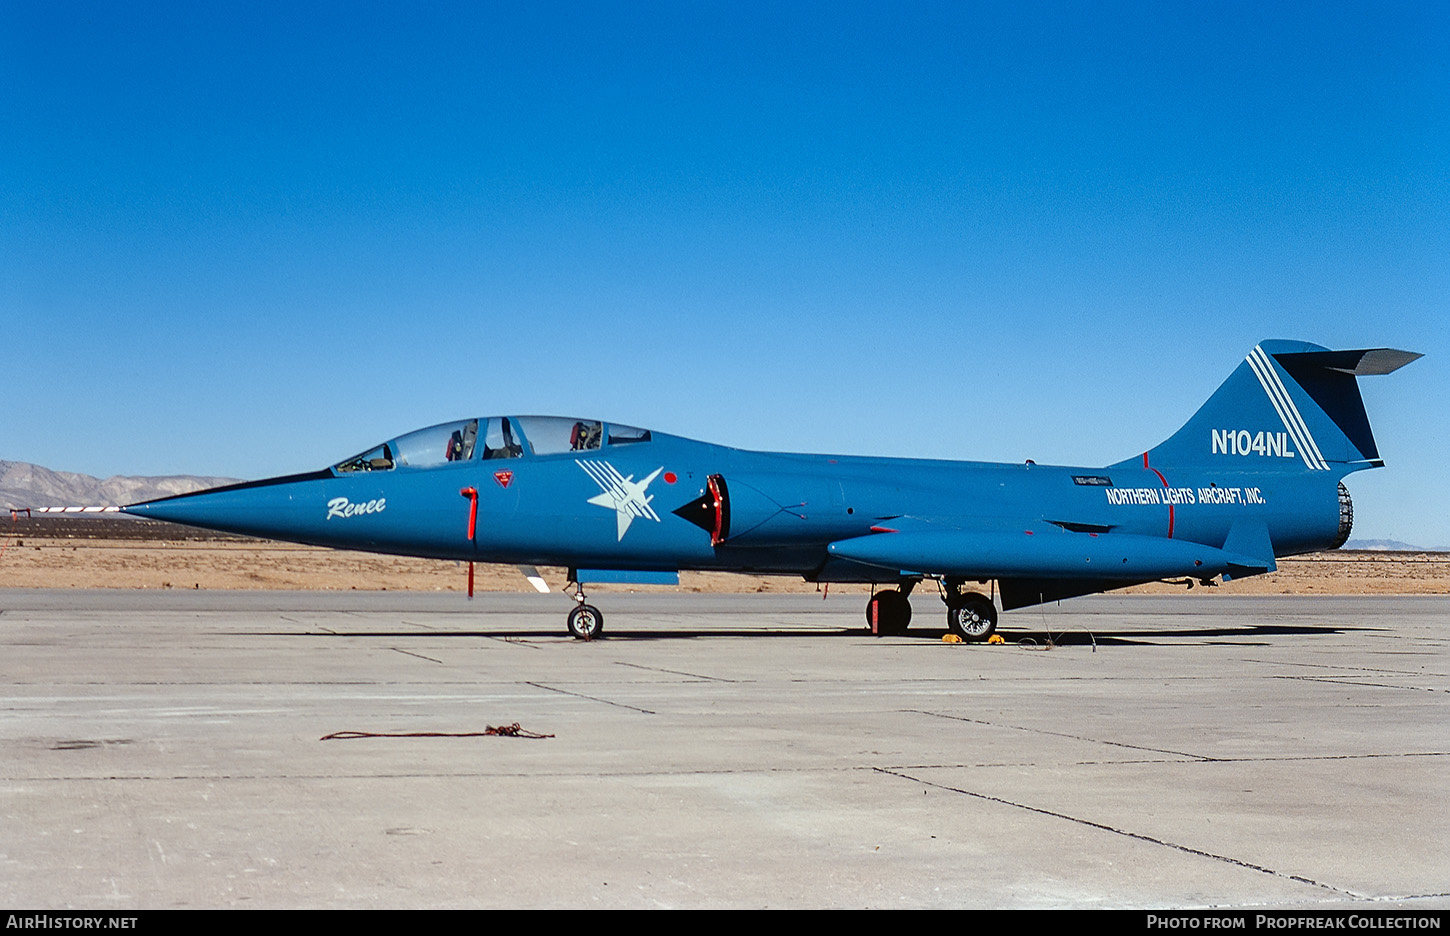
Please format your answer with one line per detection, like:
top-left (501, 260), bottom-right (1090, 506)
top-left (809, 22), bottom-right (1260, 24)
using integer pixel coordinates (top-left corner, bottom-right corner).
top-left (577, 460), bottom-right (663, 541)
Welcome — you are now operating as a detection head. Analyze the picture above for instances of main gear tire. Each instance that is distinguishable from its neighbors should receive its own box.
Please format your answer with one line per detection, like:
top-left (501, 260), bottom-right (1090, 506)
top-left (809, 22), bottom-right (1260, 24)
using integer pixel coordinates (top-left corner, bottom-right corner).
top-left (947, 593), bottom-right (998, 641)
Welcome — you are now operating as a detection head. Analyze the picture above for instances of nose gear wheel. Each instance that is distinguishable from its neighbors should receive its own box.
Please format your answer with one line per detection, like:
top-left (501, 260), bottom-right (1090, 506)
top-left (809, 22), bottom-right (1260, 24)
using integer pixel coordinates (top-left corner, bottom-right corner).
top-left (567, 604), bottom-right (604, 640)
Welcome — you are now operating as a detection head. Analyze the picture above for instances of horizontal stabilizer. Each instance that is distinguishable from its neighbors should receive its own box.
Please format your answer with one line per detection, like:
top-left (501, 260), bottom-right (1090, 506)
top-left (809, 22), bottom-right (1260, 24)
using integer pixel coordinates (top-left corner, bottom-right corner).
top-left (1274, 347), bottom-right (1422, 376)
top-left (827, 528), bottom-right (1265, 582)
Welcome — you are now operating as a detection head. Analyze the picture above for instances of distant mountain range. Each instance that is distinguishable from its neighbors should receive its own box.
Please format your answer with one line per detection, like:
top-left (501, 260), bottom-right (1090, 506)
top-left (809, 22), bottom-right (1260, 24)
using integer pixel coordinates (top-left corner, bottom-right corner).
top-left (1343, 538), bottom-right (1450, 553)
top-left (0, 460), bottom-right (242, 510)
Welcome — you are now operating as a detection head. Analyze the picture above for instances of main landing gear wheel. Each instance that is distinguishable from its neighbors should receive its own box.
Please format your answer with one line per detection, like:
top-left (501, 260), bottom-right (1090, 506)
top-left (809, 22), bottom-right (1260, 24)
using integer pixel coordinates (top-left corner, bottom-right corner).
top-left (567, 604), bottom-right (604, 640)
top-left (946, 592), bottom-right (998, 641)
top-left (866, 589), bottom-right (912, 636)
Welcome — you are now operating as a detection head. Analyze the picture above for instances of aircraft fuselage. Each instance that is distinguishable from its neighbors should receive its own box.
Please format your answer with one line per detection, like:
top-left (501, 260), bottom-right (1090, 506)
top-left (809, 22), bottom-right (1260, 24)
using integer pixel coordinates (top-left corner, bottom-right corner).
top-left (125, 434), bottom-right (1343, 579)
top-left (121, 341), bottom-right (1417, 637)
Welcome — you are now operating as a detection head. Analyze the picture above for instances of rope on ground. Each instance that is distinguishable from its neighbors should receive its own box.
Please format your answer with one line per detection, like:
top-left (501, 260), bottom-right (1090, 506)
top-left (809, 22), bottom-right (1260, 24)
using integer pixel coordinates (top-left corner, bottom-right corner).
top-left (1016, 624), bottom-right (1097, 652)
top-left (320, 723), bottom-right (554, 741)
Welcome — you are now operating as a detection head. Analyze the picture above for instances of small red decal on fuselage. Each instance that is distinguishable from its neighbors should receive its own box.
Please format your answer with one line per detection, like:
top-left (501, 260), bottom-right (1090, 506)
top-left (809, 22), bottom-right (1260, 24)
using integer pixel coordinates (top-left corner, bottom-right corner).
top-left (494, 470), bottom-right (513, 488)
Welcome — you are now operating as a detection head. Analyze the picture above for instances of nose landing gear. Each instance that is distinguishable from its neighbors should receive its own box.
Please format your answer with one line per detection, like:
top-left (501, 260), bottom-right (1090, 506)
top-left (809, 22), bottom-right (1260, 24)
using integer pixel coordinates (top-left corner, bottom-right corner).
top-left (566, 582), bottom-right (604, 640)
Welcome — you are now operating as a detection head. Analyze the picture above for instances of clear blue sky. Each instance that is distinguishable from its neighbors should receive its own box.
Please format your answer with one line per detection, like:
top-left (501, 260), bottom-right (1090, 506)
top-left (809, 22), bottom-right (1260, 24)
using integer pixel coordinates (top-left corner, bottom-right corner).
top-left (3, 2), bottom-right (1446, 544)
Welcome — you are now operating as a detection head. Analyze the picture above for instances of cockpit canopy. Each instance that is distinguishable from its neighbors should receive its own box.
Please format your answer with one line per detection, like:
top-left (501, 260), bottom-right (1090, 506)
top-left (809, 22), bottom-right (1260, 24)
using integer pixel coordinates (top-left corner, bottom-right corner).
top-left (333, 416), bottom-right (653, 473)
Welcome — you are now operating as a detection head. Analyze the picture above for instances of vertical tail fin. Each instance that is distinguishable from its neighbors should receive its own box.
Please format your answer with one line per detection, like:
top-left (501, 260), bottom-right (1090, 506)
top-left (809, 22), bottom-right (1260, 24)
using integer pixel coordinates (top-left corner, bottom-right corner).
top-left (1114, 340), bottom-right (1421, 474)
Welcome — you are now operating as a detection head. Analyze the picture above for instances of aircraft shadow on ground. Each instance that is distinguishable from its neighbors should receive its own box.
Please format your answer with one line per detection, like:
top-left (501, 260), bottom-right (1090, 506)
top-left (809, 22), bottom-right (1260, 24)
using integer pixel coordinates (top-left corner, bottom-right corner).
top-left (237, 622), bottom-right (1365, 645)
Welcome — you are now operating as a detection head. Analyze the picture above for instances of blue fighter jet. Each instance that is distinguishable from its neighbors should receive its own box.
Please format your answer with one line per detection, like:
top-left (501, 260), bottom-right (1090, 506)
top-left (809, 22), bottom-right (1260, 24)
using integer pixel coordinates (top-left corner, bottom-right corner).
top-left (124, 340), bottom-right (1419, 640)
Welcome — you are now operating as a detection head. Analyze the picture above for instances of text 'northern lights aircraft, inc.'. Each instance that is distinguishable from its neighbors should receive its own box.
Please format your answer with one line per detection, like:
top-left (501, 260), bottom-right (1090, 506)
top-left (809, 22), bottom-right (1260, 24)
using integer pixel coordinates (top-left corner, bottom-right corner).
top-left (123, 340), bottom-right (1420, 640)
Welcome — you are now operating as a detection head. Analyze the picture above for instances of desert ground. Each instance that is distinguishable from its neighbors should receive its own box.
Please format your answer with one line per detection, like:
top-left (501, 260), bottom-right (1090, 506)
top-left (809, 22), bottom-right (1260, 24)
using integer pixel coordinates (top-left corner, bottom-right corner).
top-left (2, 515), bottom-right (1447, 596)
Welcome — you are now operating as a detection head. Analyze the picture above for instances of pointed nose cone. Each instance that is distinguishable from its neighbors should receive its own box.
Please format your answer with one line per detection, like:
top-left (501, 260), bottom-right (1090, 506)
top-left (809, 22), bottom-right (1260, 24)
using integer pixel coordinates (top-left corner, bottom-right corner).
top-left (122, 470), bottom-right (336, 540)
top-left (121, 487), bottom-right (237, 529)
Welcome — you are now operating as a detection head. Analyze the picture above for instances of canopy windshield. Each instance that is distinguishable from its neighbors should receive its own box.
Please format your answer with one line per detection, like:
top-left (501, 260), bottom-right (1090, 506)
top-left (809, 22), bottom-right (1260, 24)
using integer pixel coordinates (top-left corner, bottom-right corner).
top-left (333, 417), bottom-right (651, 472)
top-left (511, 417), bottom-right (652, 454)
top-left (334, 419), bottom-right (477, 473)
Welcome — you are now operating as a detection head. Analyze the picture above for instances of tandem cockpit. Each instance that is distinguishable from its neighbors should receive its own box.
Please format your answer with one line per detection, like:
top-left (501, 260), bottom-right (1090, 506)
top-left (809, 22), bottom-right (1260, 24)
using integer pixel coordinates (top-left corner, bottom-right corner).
top-left (332, 416), bottom-right (655, 474)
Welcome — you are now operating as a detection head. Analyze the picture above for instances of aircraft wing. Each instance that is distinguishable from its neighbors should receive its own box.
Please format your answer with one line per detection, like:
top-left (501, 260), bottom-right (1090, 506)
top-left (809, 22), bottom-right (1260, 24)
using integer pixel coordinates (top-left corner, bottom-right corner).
top-left (825, 527), bottom-right (1272, 582)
